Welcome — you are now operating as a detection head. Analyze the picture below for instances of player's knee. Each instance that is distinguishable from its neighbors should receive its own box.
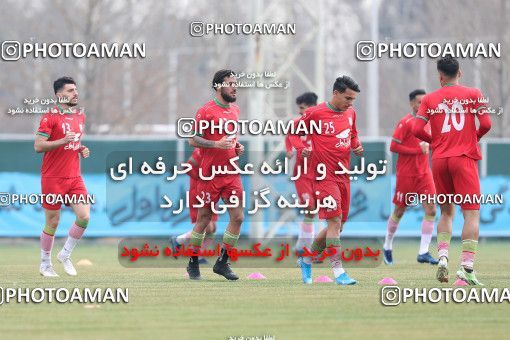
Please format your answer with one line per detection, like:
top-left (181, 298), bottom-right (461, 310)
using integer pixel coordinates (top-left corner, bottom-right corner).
top-left (440, 204), bottom-right (455, 218)
top-left (231, 212), bottom-right (244, 226)
top-left (441, 213), bottom-right (454, 221)
top-left (197, 212), bottom-right (212, 226)
top-left (208, 221), bottom-right (217, 233)
top-left (425, 206), bottom-right (437, 217)
top-left (76, 212), bottom-right (90, 224)
top-left (328, 216), bottom-right (342, 231)
top-left (393, 207), bottom-right (405, 219)
top-left (462, 209), bottom-right (480, 222)
top-left (46, 215), bottom-right (60, 228)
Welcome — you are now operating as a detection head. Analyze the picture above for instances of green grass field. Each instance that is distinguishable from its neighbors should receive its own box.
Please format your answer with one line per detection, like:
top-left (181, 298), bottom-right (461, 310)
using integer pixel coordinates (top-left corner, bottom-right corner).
top-left (0, 239), bottom-right (509, 339)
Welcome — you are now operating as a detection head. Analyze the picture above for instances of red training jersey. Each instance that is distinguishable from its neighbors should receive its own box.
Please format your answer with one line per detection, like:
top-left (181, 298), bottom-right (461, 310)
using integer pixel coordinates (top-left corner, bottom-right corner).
top-left (36, 106), bottom-right (85, 178)
top-left (291, 102), bottom-right (361, 183)
top-left (416, 85), bottom-right (488, 160)
top-left (392, 113), bottom-right (431, 176)
top-left (194, 99), bottom-right (240, 177)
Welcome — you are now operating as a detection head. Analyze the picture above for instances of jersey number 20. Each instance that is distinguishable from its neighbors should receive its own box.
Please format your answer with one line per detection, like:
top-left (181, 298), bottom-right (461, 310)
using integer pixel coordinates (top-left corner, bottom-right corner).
top-left (439, 102), bottom-right (465, 133)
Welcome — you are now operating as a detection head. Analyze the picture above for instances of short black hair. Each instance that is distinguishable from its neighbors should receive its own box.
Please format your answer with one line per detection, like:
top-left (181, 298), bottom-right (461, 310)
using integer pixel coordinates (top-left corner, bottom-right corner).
top-left (296, 92), bottom-right (318, 106)
top-left (333, 76), bottom-right (360, 93)
top-left (212, 69), bottom-right (235, 90)
top-left (53, 76), bottom-right (76, 94)
top-left (437, 57), bottom-right (459, 77)
top-left (409, 89), bottom-right (426, 101)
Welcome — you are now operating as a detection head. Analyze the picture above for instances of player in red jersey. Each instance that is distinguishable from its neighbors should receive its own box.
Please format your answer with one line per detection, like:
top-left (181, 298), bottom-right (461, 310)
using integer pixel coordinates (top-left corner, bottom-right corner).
top-left (185, 69), bottom-right (244, 280)
top-left (383, 89), bottom-right (438, 265)
top-left (169, 148), bottom-right (218, 264)
top-left (289, 76), bottom-right (364, 285)
top-left (285, 92), bottom-right (318, 254)
top-left (34, 77), bottom-right (91, 277)
top-left (412, 57), bottom-right (492, 285)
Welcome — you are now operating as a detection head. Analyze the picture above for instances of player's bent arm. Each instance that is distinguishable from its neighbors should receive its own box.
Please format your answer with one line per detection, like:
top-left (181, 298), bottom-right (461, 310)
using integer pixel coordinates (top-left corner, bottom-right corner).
top-left (350, 112), bottom-right (362, 154)
top-left (187, 155), bottom-right (198, 167)
top-left (188, 138), bottom-right (199, 147)
top-left (350, 112), bottom-right (363, 155)
top-left (34, 135), bottom-right (66, 153)
top-left (284, 135), bottom-right (293, 152)
top-left (410, 118), bottom-right (432, 144)
top-left (351, 136), bottom-right (361, 150)
top-left (284, 136), bottom-right (293, 158)
top-left (476, 111), bottom-right (492, 140)
top-left (191, 135), bottom-right (233, 149)
top-left (190, 135), bottom-right (216, 148)
top-left (288, 134), bottom-right (306, 149)
top-left (390, 140), bottom-right (421, 155)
